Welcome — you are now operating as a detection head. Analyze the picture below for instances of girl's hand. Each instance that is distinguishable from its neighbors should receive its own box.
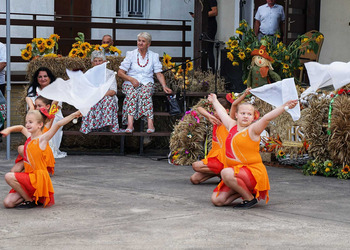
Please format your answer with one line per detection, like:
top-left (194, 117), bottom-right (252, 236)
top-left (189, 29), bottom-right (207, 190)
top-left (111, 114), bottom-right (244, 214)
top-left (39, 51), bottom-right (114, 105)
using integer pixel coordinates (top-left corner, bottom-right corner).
top-left (208, 114), bottom-right (222, 125)
top-left (244, 87), bottom-right (252, 95)
top-left (284, 100), bottom-right (298, 110)
top-left (0, 128), bottom-right (9, 137)
top-left (208, 93), bottom-right (217, 103)
top-left (73, 111), bottom-right (82, 118)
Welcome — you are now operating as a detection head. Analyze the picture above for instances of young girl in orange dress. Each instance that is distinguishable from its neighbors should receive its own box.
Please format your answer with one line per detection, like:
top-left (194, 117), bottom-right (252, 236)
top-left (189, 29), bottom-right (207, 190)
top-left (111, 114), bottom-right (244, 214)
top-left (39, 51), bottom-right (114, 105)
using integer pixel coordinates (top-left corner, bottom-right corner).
top-left (1, 109), bottom-right (81, 209)
top-left (208, 93), bottom-right (298, 209)
top-left (12, 96), bottom-right (56, 174)
top-left (190, 89), bottom-right (251, 185)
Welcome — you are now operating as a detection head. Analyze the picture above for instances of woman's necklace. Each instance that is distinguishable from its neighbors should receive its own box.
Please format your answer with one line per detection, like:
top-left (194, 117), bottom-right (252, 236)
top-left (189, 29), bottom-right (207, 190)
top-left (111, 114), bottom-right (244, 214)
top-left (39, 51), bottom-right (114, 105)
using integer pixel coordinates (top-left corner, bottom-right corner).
top-left (137, 51), bottom-right (149, 68)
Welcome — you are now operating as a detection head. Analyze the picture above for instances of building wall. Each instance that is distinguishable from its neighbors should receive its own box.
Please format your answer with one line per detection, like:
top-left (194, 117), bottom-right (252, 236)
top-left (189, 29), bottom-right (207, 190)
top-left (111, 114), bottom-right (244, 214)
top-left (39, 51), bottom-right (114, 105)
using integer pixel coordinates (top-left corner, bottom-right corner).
top-left (319, 0), bottom-right (350, 63)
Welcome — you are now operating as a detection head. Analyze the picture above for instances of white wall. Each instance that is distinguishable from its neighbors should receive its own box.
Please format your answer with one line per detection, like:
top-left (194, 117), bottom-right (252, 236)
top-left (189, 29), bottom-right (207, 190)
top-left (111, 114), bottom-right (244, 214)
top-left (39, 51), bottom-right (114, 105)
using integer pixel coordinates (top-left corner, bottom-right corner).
top-left (319, 0), bottom-right (350, 63)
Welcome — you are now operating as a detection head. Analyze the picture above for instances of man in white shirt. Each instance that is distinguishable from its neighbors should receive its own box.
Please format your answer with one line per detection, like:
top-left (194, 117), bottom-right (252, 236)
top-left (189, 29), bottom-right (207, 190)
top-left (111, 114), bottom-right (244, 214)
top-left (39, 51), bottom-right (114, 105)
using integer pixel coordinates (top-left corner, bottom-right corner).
top-left (254, 0), bottom-right (285, 41)
top-left (0, 42), bottom-right (6, 96)
top-left (101, 35), bottom-right (116, 56)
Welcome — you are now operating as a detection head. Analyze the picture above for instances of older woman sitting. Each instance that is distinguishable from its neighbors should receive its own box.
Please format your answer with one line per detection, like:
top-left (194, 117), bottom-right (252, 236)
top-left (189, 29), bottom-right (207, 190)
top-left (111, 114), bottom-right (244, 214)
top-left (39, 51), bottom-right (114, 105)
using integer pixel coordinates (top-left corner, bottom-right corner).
top-left (80, 50), bottom-right (119, 133)
top-left (118, 32), bottom-right (172, 133)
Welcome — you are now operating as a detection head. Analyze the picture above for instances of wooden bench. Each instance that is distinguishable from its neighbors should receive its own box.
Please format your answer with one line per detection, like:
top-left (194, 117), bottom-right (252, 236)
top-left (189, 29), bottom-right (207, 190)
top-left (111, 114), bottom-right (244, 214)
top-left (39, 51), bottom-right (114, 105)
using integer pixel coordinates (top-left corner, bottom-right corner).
top-left (60, 92), bottom-right (226, 155)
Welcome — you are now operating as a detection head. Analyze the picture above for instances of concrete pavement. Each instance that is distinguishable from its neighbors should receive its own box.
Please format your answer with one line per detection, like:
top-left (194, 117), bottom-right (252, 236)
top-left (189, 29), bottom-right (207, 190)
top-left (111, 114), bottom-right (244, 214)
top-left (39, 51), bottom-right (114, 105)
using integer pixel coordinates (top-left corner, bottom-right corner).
top-left (0, 151), bottom-right (350, 249)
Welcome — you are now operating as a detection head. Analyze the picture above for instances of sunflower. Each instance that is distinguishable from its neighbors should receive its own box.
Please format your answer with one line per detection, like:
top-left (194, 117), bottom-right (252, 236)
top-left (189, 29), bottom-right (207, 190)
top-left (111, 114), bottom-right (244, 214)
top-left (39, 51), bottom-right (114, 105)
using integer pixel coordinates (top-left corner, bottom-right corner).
top-left (45, 38), bottom-right (55, 50)
top-left (245, 47), bottom-right (252, 54)
top-left (236, 30), bottom-right (243, 36)
top-left (302, 37), bottom-right (309, 43)
top-left (77, 49), bottom-right (87, 58)
top-left (316, 34), bottom-right (324, 43)
top-left (38, 45), bottom-right (46, 53)
top-left (311, 170), bottom-right (317, 175)
top-left (162, 53), bottom-right (172, 68)
top-left (25, 43), bottom-right (32, 52)
top-left (109, 46), bottom-right (121, 55)
top-left (283, 63), bottom-right (289, 69)
top-left (230, 40), bottom-right (239, 49)
top-left (80, 42), bottom-right (92, 51)
top-left (232, 61), bottom-right (239, 66)
top-left (101, 44), bottom-right (109, 48)
top-left (341, 165), bottom-right (350, 174)
top-left (93, 44), bottom-right (101, 51)
top-left (43, 53), bottom-right (58, 58)
top-left (21, 49), bottom-right (32, 60)
top-left (325, 167), bottom-right (330, 172)
top-left (72, 42), bottom-right (80, 48)
top-left (68, 48), bottom-right (79, 57)
top-left (284, 55), bottom-right (290, 61)
top-left (227, 52), bottom-right (234, 61)
top-left (278, 150), bottom-right (285, 157)
top-left (185, 60), bottom-right (193, 72)
top-left (49, 34), bottom-right (60, 41)
top-left (238, 52), bottom-right (246, 60)
top-left (31, 38), bottom-right (37, 43)
top-left (36, 38), bottom-right (46, 47)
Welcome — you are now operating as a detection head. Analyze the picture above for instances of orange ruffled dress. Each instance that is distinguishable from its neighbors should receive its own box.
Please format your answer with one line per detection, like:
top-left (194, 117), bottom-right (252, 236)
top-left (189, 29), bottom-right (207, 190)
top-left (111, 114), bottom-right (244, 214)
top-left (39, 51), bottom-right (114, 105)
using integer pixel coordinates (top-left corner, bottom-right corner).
top-left (14, 126), bottom-right (55, 175)
top-left (201, 124), bottom-right (229, 174)
top-left (12, 137), bottom-right (55, 207)
top-left (216, 126), bottom-right (270, 202)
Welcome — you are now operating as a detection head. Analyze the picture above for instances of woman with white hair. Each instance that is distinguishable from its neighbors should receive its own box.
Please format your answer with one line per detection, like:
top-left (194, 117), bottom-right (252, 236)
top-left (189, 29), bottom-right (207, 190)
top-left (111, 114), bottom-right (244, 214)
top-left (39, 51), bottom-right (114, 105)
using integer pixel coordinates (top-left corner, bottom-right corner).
top-left (80, 50), bottom-right (119, 133)
top-left (118, 32), bottom-right (172, 133)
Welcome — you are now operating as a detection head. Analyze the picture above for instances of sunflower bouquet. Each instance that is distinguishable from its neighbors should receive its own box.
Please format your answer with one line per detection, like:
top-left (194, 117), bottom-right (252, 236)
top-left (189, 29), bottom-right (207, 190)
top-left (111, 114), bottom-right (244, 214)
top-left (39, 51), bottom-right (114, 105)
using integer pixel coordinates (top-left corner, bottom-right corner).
top-left (226, 19), bottom-right (324, 83)
top-left (68, 32), bottom-right (122, 58)
top-left (21, 34), bottom-right (60, 61)
top-left (162, 52), bottom-right (193, 90)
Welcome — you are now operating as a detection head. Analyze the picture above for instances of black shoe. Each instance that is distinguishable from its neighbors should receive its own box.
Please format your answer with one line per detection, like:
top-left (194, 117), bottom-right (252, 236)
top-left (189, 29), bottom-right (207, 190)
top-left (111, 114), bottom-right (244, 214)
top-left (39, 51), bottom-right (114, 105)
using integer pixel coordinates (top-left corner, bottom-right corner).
top-left (16, 200), bottom-right (37, 209)
top-left (233, 198), bottom-right (258, 209)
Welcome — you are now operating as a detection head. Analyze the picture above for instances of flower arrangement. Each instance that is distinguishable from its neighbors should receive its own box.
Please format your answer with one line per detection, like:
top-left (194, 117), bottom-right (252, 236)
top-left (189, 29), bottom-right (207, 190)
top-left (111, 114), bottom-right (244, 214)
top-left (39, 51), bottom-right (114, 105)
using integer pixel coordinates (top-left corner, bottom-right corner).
top-left (303, 160), bottom-right (350, 179)
top-left (21, 34), bottom-right (60, 61)
top-left (68, 32), bottom-right (121, 58)
top-left (225, 20), bottom-right (324, 82)
top-left (162, 52), bottom-right (193, 89)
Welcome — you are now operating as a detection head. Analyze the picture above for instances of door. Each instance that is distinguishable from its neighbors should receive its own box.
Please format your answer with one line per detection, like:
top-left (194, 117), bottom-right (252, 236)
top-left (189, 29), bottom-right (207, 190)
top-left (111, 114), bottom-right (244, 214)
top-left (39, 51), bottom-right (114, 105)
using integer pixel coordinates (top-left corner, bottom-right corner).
top-left (54, 0), bottom-right (91, 55)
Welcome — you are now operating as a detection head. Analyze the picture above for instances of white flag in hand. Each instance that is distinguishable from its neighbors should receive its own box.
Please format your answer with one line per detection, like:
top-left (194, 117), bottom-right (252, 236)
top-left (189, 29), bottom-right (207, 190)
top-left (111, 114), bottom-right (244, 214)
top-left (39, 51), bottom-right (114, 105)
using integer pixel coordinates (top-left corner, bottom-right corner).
top-left (301, 61), bottom-right (350, 98)
top-left (250, 78), bottom-right (300, 121)
top-left (38, 62), bottom-right (116, 116)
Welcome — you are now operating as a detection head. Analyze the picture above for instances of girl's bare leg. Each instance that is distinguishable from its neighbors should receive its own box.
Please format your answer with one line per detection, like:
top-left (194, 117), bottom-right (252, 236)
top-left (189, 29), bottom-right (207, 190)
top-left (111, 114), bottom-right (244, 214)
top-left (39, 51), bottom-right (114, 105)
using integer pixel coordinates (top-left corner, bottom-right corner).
top-left (221, 168), bottom-right (255, 201)
top-left (211, 189), bottom-right (242, 206)
top-left (5, 173), bottom-right (32, 202)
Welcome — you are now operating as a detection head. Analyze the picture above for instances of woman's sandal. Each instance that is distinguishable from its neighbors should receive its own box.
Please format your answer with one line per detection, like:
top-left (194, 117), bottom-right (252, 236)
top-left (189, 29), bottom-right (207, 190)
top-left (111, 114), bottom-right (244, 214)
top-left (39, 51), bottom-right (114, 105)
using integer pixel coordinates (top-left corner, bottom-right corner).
top-left (125, 127), bottom-right (134, 133)
top-left (16, 200), bottom-right (37, 209)
top-left (146, 128), bottom-right (155, 134)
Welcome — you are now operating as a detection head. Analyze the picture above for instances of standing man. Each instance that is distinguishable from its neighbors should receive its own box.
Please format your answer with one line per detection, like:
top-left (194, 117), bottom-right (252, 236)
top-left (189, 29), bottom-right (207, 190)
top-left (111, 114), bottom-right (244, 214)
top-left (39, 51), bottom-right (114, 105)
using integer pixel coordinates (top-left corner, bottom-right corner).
top-left (254, 0), bottom-right (285, 42)
top-left (101, 35), bottom-right (115, 56)
top-left (207, 0), bottom-right (218, 72)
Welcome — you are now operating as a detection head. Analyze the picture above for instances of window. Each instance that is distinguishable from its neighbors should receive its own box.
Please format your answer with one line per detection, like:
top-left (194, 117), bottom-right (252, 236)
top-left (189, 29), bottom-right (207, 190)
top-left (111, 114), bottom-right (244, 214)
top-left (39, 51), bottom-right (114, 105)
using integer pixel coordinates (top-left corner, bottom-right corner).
top-left (116, 0), bottom-right (145, 18)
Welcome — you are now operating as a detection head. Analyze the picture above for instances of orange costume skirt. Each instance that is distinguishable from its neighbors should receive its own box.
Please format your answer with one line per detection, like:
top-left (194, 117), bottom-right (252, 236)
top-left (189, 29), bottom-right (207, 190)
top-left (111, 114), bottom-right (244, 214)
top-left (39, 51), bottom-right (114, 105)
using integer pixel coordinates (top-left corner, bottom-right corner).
top-left (215, 125), bottom-right (270, 202)
top-left (10, 137), bottom-right (55, 207)
top-left (201, 124), bottom-right (229, 174)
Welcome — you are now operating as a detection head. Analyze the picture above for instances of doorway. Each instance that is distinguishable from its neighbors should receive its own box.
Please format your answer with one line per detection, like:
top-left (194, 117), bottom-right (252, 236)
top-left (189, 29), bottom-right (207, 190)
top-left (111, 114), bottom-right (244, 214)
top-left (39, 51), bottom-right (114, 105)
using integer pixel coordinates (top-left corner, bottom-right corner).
top-left (54, 0), bottom-right (91, 55)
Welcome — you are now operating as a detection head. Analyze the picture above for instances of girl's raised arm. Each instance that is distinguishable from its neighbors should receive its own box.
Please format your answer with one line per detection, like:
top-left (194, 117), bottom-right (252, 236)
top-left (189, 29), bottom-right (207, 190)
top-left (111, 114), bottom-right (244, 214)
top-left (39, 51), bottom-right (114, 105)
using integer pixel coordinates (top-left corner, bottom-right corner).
top-left (208, 93), bottom-right (236, 131)
top-left (250, 100), bottom-right (298, 138)
top-left (1, 125), bottom-right (30, 138)
top-left (40, 111), bottom-right (82, 148)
